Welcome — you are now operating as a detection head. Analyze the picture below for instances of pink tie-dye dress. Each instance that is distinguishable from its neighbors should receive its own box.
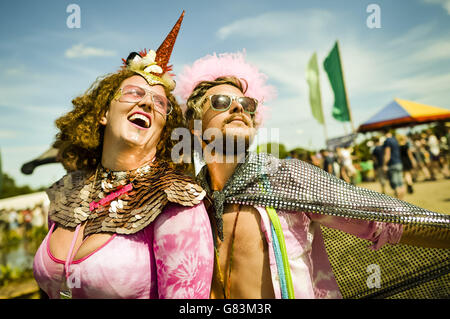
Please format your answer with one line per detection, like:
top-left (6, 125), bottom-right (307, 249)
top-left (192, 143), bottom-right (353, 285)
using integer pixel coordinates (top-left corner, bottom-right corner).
top-left (33, 203), bottom-right (214, 299)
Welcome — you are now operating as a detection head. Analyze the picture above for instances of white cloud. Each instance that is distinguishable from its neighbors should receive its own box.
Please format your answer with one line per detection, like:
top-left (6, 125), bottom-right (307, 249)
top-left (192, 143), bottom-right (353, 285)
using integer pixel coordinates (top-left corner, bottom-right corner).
top-left (1, 145), bottom-right (49, 154)
top-left (65, 43), bottom-right (116, 59)
top-left (214, 10), bottom-right (450, 149)
top-left (385, 22), bottom-right (435, 48)
top-left (217, 10), bottom-right (450, 102)
top-left (422, 0), bottom-right (450, 15)
top-left (4, 65), bottom-right (26, 76)
top-left (408, 40), bottom-right (450, 62)
top-left (0, 130), bottom-right (18, 139)
top-left (217, 9), bottom-right (336, 41)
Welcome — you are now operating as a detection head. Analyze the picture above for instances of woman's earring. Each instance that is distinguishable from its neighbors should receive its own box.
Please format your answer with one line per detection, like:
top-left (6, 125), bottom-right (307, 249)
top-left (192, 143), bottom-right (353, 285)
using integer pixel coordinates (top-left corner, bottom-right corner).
top-left (99, 116), bottom-right (107, 126)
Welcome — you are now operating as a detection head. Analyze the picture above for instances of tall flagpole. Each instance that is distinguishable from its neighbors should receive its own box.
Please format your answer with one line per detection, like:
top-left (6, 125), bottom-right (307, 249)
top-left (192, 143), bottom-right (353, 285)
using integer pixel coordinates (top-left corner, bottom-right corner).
top-left (343, 123), bottom-right (348, 135)
top-left (336, 40), bottom-right (356, 133)
top-left (318, 55), bottom-right (329, 146)
top-left (323, 115), bottom-right (329, 147)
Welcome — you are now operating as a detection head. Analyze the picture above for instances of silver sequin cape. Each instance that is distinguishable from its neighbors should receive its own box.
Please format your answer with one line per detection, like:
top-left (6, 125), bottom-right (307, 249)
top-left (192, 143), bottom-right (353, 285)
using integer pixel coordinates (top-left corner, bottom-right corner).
top-left (197, 152), bottom-right (450, 298)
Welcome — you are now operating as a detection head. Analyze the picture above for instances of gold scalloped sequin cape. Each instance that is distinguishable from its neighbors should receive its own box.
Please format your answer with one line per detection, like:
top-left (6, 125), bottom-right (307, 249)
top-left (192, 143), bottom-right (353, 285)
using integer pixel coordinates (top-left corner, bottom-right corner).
top-left (46, 160), bottom-right (205, 239)
top-left (197, 152), bottom-right (450, 298)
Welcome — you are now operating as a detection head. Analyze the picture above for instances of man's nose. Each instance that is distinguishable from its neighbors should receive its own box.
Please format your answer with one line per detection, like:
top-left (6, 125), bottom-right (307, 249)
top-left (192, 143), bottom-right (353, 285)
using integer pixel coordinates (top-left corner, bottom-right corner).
top-left (137, 94), bottom-right (154, 112)
top-left (229, 99), bottom-right (244, 114)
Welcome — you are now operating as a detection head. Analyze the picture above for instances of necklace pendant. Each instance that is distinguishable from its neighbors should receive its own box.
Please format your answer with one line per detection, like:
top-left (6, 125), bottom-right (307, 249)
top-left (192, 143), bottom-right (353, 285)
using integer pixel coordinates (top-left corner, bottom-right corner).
top-left (60, 280), bottom-right (72, 299)
top-left (60, 289), bottom-right (72, 299)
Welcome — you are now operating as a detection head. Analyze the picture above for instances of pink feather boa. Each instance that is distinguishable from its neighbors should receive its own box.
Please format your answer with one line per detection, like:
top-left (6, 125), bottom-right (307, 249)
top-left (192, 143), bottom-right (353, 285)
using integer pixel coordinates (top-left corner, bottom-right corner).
top-left (174, 51), bottom-right (276, 126)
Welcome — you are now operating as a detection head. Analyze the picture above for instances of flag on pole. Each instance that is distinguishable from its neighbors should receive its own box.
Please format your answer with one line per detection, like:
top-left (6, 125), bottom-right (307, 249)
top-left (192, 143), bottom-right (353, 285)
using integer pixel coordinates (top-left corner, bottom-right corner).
top-left (306, 52), bottom-right (324, 124)
top-left (323, 41), bottom-right (350, 122)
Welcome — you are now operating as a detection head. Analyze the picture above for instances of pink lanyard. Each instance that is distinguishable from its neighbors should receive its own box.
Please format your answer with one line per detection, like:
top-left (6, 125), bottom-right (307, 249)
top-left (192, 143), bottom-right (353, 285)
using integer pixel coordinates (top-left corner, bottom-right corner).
top-left (64, 224), bottom-right (81, 280)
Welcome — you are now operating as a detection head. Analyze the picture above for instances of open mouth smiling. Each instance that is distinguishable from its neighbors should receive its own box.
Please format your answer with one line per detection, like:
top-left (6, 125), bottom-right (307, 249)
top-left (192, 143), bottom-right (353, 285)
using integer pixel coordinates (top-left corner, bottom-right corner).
top-left (127, 112), bottom-right (151, 129)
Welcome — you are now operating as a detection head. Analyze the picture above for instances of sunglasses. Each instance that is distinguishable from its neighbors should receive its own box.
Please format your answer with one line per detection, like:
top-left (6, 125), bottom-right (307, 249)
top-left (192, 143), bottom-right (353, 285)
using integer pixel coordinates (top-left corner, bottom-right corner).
top-left (206, 94), bottom-right (258, 114)
top-left (114, 85), bottom-right (172, 115)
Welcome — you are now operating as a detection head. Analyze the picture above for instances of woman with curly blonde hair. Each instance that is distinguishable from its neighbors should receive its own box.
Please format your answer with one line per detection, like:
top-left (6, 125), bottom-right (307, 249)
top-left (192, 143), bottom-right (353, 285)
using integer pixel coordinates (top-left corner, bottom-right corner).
top-left (33, 12), bottom-right (214, 299)
top-left (54, 68), bottom-right (188, 173)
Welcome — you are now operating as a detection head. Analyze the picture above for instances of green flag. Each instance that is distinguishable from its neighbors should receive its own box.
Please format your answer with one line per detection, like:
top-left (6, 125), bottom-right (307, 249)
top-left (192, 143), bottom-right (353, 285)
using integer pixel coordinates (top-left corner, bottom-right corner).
top-left (323, 42), bottom-right (350, 122)
top-left (306, 52), bottom-right (324, 124)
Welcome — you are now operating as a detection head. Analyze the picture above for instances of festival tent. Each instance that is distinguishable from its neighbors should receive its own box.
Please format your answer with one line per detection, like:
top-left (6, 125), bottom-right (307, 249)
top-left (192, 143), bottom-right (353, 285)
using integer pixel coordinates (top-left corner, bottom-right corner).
top-left (0, 192), bottom-right (49, 211)
top-left (357, 98), bottom-right (450, 132)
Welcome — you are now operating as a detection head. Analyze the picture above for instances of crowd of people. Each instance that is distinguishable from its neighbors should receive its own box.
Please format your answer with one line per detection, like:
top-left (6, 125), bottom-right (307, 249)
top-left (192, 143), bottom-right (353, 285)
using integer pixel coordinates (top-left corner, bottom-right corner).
top-left (287, 146), bottom-right (360, 184)
top-left (371, 128), bottom-right (449, 199)
top-left (0, 204), bottom-right (47, 239)
top-left (285, 127), bottom-right (449, 200)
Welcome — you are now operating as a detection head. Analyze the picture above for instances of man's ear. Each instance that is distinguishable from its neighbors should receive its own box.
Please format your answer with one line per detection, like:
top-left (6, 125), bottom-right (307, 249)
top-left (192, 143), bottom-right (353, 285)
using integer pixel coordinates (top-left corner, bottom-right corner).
top-left (99, 111), bottom-right (108, 126)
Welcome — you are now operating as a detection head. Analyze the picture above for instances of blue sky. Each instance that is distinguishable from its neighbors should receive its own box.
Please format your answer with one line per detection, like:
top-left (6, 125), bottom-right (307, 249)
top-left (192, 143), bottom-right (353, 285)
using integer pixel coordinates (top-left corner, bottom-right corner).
top-left (1, 0), bottom-right (450, 189)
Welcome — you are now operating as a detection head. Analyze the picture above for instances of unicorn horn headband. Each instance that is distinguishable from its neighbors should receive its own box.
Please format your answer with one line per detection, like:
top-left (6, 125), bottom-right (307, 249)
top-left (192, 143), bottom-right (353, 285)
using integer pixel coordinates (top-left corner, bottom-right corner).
top-left (122, 10), bottom-right (185, 91)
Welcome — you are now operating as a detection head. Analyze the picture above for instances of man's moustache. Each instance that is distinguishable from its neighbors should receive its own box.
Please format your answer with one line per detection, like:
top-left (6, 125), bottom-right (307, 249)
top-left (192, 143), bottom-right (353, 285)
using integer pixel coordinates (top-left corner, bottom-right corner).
top-left (224, 115), bottom-right (251, 126)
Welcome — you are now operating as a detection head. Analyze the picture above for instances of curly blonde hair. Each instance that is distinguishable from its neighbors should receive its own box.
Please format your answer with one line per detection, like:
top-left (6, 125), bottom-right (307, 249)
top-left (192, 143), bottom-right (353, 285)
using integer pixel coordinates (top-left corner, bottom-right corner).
top-left (55, 69), bottom-right (190, 173)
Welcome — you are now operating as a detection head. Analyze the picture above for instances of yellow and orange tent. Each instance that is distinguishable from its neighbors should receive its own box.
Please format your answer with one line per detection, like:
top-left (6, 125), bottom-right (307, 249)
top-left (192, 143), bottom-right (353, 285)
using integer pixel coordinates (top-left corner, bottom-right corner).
top-left (358, 98), bottom-right (450, 132)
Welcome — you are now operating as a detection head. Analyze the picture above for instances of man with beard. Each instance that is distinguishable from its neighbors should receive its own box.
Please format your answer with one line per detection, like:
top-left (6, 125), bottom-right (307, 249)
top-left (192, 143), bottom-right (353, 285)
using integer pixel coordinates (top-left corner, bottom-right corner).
top-left (175, 52), bottom-right (450, 299)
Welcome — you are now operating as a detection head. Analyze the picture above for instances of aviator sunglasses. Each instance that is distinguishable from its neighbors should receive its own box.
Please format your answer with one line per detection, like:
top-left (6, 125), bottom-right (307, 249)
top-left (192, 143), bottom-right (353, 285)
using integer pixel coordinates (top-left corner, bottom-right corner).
top-left (113, 84), bottom-right (173, 115)
top-left (206, 94), bottom-right (258, 114)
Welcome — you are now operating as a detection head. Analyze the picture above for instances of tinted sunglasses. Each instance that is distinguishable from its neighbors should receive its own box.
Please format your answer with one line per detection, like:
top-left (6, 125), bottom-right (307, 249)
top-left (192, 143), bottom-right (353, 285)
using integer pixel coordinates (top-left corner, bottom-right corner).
top-left (206, 94), bottom-right (258, 114)
top-left (114, 85), bottom-right (172, 115)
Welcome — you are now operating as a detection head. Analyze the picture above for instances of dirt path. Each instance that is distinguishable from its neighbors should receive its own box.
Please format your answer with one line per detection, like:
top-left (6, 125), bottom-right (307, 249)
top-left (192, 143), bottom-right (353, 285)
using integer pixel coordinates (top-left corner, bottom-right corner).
top-left (359, 178), bottom-right (450, 215)
top-left (0, 278), bottom-right (40, 299)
